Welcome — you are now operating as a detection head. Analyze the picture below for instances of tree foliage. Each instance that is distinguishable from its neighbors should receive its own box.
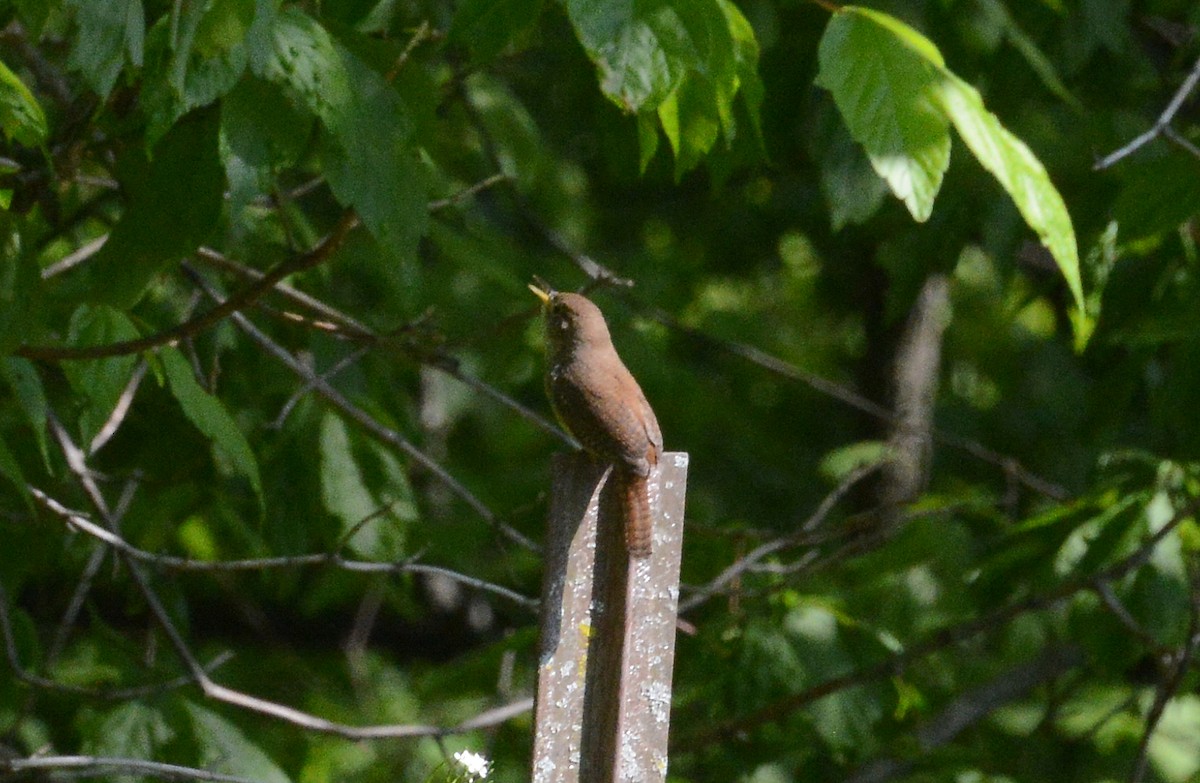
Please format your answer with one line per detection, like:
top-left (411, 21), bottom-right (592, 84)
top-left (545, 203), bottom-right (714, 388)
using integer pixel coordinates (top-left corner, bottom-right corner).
top-left (2, 0), bottom-right (1200, 781)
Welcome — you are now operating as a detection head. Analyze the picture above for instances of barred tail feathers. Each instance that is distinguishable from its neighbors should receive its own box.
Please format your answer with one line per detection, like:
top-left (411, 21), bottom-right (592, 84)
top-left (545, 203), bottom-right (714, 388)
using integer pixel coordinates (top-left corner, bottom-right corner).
top-left (620, 470), bottom-right (653, 558)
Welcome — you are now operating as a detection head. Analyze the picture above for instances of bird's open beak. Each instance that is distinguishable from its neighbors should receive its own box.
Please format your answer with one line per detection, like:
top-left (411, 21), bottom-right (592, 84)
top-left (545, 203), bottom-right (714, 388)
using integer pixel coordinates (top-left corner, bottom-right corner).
top-left (528, 279), bottom-right (553, 305)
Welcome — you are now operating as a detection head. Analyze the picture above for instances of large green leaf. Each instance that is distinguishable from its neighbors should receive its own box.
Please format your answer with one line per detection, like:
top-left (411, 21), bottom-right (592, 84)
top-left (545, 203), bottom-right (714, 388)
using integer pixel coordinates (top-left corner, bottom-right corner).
top-left (936, 72), bottom-right (1083, 311)
top-left (0, 433), bottom-right (29, 507)
top-left (318, 412), bottom-right (411, 560)
top-left (0, 60), bottom-right (47, 148)
top-left (248, 7), bottom-right (426, 263)
top-left (0, 358), bottom-right (50, 469)
top-left (82, 106), bottom-right (224, 307)
top-left (183, 702), bottom-right (292, 783)
top-left (817, 7), bottom-right (1084, 316)
top-left (141, 0), bottom-right (252, 147)
top-left (816, 8), bottom-right (950, 223)
top-left (161, 347), bottom-right (263, 506)
top-left (564, 0), bottom-right (731, 114)
top-left (449, 0), bottom-right (545, 63)
top-left (82, 702), bottom-right (174, 783)
top-left (60, 305), bottom-right (141, 446)
top-left (66, 0), bottom-right (145, 98)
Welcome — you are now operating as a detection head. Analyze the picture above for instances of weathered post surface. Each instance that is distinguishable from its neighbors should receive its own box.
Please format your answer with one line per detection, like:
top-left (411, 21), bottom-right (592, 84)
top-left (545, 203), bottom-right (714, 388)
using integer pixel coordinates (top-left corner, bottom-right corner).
top-left (532, 451), bottom-right (689, 783)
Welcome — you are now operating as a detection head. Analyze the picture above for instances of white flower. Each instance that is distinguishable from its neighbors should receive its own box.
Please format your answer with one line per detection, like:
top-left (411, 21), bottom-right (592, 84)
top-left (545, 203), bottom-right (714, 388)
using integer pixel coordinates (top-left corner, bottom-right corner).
top-left (453, 750), bottom-right (491, 780)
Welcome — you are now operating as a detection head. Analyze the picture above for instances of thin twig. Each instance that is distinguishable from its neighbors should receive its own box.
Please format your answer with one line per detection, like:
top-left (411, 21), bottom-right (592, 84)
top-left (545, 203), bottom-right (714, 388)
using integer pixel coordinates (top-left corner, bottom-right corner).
top-left (184, 264), bottom-right (540, 552)
top-left (428, 173), bottom-right (511, 212)
top-left (17, 212), bottom-right (360, 361)
top-left (88, 361), bottom-right (148, 454)
top-left (0, 754), bottom-right (260, 783)
top-left (1129, 569), bottom-right (1200, 783)
top-left (1094, 55), bottom-right (1200, 169)
top-left (691, 495), bottom-right (1200, 744)
top-left (678, 461), bottom-right (881, 613)
top-left (0, 579), bottom-right (234, 700)
top-left (45, 417), bottom-right (532, 740)
top-left (385, 21), bottom-right (433, 82)
top-left (645, 302), bottom-right (1070, 501)
top-left (190, 248), bottom-right (571, 444)
top-left (30, 486), bottom-right (537, 609)
top-left (41, 234), bottom-right (108, 279)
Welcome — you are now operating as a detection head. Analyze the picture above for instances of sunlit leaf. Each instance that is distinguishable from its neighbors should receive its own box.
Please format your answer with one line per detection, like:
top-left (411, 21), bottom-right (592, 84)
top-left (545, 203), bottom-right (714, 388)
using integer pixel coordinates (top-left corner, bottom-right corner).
top-left (0, 60), bottom-right (48, 148)
top-left (161, 347), bottom-right (264, 506)
top-left (817, 7), bottom-right (1084, 317)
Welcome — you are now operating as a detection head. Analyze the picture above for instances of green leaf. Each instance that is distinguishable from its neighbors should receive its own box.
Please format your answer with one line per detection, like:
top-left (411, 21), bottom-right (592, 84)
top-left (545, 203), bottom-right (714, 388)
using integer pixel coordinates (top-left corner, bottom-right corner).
top-left (183, 702), bottom-right (292, 783)
top-left (66, 0), bottom-right (145, 98)
top-left (60, 305), bottom-right (140, 446)
top-left (935, 72), bottom-right (1083, 313)
top-left (1114, 154), bottom-right (1200, 242)
top-left (0, 60), bottom-right (48, 148)
top-left (809, 103), bottom-right (889, 230)
top-left (449, 0), bottom-right (545, 63)
top-left (0, 250), bottom-right (39, 353)
top-left (83, 702), bottom-right (174, 783)
top-left (220, 75), bottom-right (313, 224)
top-left (249, 8), bottom-right (427, 263)
top-left (193, 0), bottom-right (256, 57)
top-left (816, 7), bottom-right (950, 222)
top-left (624, 0), bottom-right (759, 175)
top-left (565, 0), bottom-right (730, 113)
top-left (0, 433), bottom-right (29, 507)
top-left (1148, 694), bottom-right (1200, 782)
top-left (0, 358), bottom-right (50, 470)
top-left (82, 106), bottom-right (224, 307)
top-left (719, 0), bottom-right (763, 148)
top-left (819, 440), bottom-right (890, 482)
top-left (161, 347), bottom-right (264, 506)
top-left (657, 73), bottom-right (721, 177)
top-left (141, 3), bottom-right (250, 147)
top-left (319, 412), bottom-right (410, 560)
top-left (818, 7), bottom-right (1084, 317)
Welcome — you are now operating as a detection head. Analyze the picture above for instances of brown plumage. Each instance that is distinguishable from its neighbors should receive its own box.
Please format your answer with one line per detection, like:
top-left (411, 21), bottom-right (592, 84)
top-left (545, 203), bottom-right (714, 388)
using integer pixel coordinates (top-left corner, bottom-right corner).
top-left (531, 285), bottom-right (663, 557)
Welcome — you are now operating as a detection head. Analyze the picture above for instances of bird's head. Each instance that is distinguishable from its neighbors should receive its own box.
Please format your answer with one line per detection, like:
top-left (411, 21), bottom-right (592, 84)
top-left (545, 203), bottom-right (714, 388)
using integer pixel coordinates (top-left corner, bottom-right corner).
top-left (529, 280), bottom-right (612, 353)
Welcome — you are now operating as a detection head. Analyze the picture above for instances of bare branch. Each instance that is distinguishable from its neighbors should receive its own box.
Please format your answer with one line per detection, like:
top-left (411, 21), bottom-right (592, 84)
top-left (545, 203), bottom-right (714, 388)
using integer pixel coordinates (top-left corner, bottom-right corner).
top-left (690, 495), bottom-right (1200, 745)
top-left (846, 646), bottom-right (1083, 783)
top-left (428, 173), bottom-right (511, 212)
top-left (385, 21), bottom-right (433, 83)
top-left (17, 211), bottom-right (360, 361)
top-left (88, 361), bottom-right (148, 454)
top-left (185, 266), bottom-right (540, 552)
top-left (41, 235), bottom-right (108, 279)
top-left (643, 300), bottom-right (1069, 501)
top-left (30, 485), bottom-right (537, 609)
top-left (190, 248), bottom-right (571, 445)
top-left (1094, 55), bottom-right (1200, 169)
top-left (678, 461), bottom-right (881, 613)
top-left (1129, 569), bottom-right (1200, 783)
top-left (0, 580), bottom-right (233, 700)
top-left (0, 754), bottom-right (260, 783)
top-left (44, 417), bottom-right (532, 741)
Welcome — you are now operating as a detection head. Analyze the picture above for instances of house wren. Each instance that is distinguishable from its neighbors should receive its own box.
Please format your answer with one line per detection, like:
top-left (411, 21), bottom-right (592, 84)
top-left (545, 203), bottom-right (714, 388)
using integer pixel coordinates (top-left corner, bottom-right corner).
top-left (530, 283), bottom-right (663, 557)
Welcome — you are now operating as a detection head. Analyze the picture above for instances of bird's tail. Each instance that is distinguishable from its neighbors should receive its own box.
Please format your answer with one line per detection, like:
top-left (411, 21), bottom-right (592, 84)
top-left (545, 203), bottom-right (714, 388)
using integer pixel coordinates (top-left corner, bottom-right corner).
top-left (620, 471), bottom-right (653, 558)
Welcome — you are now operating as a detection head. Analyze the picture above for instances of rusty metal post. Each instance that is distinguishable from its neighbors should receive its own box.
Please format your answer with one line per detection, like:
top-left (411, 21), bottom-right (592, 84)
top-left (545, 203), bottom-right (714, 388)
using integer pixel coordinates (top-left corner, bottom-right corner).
top-left (532, 452), bottom-right (689, 783)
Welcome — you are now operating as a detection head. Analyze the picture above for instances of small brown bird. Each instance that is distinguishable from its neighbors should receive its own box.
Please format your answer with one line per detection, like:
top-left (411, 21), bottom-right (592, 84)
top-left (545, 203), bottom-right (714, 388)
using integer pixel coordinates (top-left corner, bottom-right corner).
top-left (530, 282), bottom-right (663, 557)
